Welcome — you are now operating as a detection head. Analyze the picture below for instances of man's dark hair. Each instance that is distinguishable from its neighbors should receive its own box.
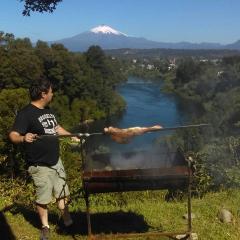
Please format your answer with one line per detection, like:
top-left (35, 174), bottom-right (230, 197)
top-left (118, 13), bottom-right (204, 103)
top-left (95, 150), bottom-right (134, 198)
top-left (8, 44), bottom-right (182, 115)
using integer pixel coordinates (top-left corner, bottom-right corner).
top-left (29, 79), bottom-right (52, 101)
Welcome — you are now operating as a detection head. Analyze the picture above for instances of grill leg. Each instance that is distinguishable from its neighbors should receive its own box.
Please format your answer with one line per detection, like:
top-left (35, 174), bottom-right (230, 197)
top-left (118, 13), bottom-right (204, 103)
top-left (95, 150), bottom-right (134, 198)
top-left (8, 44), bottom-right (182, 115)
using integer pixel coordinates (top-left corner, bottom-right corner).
top-left (84, 192), bottom-right (92, 239)
top-left (187, 160), bottom-right (192, 234)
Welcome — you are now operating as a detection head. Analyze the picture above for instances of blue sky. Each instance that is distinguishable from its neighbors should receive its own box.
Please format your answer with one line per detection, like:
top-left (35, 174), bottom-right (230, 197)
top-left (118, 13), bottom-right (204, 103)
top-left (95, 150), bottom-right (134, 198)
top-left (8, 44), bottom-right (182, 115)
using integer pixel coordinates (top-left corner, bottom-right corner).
top-left (1, 0), bottom-right (240, 44)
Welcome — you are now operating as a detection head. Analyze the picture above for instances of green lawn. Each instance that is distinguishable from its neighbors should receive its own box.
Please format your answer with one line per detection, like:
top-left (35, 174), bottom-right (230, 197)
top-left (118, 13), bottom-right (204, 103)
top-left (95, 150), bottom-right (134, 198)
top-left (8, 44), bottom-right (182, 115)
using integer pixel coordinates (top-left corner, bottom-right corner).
top-left (1, 189), bottom-right (240, 239)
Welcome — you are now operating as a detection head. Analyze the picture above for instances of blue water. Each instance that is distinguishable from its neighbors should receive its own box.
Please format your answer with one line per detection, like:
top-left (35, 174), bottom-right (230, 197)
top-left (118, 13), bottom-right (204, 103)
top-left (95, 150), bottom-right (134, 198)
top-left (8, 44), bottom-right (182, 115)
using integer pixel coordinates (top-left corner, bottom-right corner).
top-left (117, 77), bottom-right (183, 129)
top-left (87, 76), bottom-right (186, 154)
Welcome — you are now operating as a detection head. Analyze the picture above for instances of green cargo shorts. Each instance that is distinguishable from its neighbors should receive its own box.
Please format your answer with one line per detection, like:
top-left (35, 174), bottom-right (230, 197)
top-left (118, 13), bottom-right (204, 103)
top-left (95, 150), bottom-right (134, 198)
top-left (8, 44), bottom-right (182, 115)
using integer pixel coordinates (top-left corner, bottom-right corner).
top-left (28, 159), bottom-right (70, 205)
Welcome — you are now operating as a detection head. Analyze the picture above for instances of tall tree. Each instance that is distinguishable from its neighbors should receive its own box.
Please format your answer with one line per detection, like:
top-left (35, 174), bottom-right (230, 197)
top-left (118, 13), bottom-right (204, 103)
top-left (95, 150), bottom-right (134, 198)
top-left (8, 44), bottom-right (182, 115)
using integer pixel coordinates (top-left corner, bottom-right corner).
top-left (21, 0), bottom-right (62, 16)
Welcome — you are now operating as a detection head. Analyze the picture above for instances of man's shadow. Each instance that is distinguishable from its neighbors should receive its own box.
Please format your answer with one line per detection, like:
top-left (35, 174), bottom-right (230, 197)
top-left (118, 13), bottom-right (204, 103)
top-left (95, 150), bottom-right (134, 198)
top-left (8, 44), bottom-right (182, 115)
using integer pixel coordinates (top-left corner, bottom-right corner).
top-left (8, 202), bottom-right (58, 229)
top-left (0, 205), bottom-right (17, 240)
top-left (8, 202), bottom-right (157, 236)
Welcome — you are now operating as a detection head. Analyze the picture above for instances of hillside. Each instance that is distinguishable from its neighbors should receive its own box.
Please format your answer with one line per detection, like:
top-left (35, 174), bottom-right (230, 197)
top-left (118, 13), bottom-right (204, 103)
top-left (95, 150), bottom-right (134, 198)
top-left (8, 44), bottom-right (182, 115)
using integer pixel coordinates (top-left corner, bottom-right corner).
top-left (105, 48), bottom-right (240, 59)
top-left (1, 186), bottom-right (240, 240)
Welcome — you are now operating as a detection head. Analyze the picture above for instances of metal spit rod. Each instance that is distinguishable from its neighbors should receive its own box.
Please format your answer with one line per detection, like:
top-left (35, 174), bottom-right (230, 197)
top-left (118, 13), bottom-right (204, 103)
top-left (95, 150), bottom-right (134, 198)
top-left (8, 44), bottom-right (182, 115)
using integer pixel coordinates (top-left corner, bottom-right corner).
top-left (36, 123), bottom-right (209, 139)
top-left (36, 132), bottom-right (102, 139)
top-left (154, 123), bottom-right (210, 131)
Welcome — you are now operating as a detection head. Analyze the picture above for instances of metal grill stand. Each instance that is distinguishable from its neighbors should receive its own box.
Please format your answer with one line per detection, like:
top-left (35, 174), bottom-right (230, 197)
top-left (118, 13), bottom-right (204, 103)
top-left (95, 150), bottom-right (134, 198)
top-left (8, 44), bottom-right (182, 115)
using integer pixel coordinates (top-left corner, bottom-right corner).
top-left (82, 155), bottom-right (193, 240)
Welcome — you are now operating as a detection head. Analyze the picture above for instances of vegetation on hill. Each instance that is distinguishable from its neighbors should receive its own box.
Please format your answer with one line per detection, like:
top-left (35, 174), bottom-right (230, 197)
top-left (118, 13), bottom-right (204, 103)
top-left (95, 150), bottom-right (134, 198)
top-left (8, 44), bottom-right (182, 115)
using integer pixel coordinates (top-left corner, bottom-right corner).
top-left (159, 56), bottom-right (240, 194)
top-left (105, 48), bottom-right (240, 60)
top-left (0, 32), bottom-right (126, 178)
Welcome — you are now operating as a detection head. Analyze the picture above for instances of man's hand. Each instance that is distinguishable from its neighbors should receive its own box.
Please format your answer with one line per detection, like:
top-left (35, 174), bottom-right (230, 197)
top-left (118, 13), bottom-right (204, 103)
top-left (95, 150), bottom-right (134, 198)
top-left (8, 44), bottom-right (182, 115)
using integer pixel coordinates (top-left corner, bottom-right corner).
top-left (71, 136), bottom-right (80, 142)
top-left (55, 125), bottom-right (85, 144)
top-left (24, 133), bottom-right (38, 143)
top-left (9, 131), bottom-right (37, 144)
top-left (70, 136), bottom-right (85, 145)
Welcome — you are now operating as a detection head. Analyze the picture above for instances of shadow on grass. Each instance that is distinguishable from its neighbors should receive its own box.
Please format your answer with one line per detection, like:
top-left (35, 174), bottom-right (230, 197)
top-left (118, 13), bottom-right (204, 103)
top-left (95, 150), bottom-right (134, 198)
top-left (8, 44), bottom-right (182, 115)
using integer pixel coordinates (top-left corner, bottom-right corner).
top-left (0, 205), bottom-right (17, 240)
top-left (64, 210), bottom-right (155, 235)
top-left (8, 202), bottom-right (59, 229)
top-left (7, 202), bottom-right (156, 236)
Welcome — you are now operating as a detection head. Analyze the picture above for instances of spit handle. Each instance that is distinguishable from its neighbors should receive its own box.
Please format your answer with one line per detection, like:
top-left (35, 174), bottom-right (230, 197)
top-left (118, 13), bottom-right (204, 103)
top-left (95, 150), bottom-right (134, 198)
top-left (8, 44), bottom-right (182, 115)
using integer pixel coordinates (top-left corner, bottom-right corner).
top-left (36, 132), bottom-right (104, 139)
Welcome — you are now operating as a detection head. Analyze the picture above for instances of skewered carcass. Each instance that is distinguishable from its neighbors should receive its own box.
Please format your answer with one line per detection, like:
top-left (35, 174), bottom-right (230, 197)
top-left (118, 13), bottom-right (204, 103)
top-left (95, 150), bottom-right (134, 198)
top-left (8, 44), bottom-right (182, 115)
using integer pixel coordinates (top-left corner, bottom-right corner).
top-left (104, 125), bottom-right (162, 143)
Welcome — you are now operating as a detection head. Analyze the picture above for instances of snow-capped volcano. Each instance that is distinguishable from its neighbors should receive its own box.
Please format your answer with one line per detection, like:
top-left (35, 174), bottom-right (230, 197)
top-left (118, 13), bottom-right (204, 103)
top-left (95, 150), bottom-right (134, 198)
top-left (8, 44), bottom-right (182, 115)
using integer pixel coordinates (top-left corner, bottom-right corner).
top-left (90, 25), bottom-right (127, 36)
top-left (52, 24), bottom-right (239, 52)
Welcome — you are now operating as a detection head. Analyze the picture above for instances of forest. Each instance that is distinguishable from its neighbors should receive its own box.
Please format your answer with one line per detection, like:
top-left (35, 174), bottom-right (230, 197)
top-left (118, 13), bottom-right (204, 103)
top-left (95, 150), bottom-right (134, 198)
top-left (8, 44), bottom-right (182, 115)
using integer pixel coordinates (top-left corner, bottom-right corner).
top-left (163, 56), bottom-right (240, 193)
top-left (0, 31), bottom-right (127, 178)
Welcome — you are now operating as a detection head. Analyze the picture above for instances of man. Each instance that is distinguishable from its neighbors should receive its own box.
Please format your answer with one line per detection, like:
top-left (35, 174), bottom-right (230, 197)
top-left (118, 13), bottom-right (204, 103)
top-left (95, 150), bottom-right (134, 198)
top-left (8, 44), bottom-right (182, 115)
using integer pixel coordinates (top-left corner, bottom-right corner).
top-left (9, 78), bottom-right (78, 240)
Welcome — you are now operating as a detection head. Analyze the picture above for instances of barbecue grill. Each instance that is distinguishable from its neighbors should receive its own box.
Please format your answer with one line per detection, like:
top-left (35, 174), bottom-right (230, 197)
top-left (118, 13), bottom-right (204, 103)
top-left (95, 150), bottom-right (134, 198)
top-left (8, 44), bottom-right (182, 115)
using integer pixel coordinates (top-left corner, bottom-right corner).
top-left (83, 166), bottom-right (189, 194)
top-left (82, 149), bottom-right (193, 240)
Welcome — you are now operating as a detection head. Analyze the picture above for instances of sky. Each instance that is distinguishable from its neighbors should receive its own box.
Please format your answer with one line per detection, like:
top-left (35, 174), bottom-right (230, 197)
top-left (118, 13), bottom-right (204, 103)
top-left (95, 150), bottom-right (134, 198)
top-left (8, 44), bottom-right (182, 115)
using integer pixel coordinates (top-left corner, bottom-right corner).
top-left (1, 0), bottom-right (240, 44)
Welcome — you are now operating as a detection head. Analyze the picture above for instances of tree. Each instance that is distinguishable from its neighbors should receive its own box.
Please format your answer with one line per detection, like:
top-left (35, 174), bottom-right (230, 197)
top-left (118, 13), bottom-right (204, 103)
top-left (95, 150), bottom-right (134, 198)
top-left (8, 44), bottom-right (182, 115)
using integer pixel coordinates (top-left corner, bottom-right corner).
top-left (174, 58), bottom-right (202, 87)
top-left (0, 88), bottom-right (29, 141)
top-left (85, 45), bottom-right (106, 71)
top-left (0, 88), bottom-right (29, 175)
top-left (0, 34), bottom-right (43, 90)
top-left (21, 0), bottom-right (62, 16)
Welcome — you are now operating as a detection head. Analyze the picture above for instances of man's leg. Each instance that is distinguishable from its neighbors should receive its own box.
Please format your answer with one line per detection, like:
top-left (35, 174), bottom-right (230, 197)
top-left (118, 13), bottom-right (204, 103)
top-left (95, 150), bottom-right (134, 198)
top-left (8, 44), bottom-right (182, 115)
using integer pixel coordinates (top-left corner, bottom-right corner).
top-left (57, 198), bottom-right (73, 226)
top-left (36, 203), bottom-right (50, 240)
top-left (36, 203), bottom-right (49, 227)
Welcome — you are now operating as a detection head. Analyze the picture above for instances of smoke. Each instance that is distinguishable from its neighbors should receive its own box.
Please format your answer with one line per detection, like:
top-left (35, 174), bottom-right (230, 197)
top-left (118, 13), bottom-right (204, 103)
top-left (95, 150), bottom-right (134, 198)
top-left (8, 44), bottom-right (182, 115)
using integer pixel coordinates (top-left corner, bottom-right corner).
top-left (110, 144), bottom-right (186, 169)
top-left (85, 145), bottom-right (186, 171)
top-left (110, 152), bottom-right (153, 170)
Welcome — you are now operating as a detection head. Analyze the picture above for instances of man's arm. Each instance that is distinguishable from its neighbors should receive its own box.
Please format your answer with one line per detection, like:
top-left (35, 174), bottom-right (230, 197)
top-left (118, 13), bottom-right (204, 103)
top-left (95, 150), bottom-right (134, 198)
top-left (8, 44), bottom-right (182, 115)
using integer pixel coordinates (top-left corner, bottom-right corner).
top-left (9, 131), bottom-right (37, 144)
top-left (55, 125), bottom-right (79, 142)
top-left (55, 125), bottom-right (71, 135)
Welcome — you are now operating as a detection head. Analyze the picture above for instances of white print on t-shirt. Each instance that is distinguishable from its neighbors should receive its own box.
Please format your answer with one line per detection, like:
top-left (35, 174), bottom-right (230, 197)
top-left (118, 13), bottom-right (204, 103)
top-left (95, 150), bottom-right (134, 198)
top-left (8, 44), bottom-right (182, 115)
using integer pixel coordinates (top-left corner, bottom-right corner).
top-left (38, 114), bottom-right (58, 134)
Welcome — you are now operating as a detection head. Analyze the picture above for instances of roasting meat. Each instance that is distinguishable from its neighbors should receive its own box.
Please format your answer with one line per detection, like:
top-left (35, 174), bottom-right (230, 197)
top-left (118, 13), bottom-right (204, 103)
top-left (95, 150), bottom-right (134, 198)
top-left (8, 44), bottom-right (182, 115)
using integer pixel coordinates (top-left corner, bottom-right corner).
top-left (104, 125), bottom-right (162, 143)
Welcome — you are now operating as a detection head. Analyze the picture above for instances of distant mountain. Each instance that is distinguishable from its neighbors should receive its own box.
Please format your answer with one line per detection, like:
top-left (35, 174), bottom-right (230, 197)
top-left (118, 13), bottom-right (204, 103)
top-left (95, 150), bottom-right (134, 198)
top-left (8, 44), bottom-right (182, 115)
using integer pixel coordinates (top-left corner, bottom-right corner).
top-left (50, 25), bottom-right (240, 52)
top-left (225, 40), bottom-right (240, 49)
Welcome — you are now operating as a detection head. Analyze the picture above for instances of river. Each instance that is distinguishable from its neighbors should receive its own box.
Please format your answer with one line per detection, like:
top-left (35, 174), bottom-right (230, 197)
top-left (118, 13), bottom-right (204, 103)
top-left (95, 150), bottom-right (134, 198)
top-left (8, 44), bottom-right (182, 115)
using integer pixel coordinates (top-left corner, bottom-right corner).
top-left (85, 76), bottom-right (187, 162)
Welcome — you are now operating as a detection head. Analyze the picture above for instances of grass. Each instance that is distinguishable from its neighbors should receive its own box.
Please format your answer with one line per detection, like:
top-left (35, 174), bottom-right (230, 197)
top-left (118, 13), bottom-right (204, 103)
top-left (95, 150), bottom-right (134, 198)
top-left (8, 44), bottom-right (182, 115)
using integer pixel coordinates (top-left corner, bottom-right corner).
top-left (1, 188), bottom-right (240, 239)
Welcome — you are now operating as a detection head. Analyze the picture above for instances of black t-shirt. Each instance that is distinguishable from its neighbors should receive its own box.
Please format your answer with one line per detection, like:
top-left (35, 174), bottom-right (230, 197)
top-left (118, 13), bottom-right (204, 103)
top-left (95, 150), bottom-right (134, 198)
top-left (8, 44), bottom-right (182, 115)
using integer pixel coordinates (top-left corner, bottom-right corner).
top-left (12, 104), bottom-right (59, 166)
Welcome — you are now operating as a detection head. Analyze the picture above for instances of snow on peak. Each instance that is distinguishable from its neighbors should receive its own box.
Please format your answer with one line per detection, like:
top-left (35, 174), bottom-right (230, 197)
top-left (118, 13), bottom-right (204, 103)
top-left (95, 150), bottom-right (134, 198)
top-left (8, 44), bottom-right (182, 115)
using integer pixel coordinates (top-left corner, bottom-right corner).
top-left (90, 25), bottom-right (127, 36)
